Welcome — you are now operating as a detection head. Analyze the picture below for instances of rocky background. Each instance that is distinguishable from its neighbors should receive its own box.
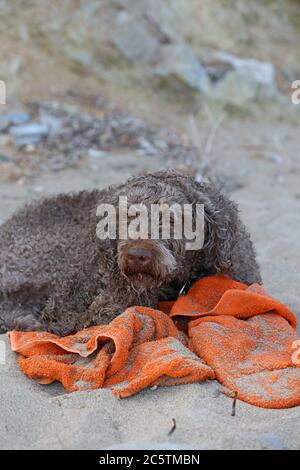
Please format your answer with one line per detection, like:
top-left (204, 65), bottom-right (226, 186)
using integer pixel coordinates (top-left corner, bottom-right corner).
top-left (1, 0), bottom-right (300, 116)
top-left (0, 0), bottom-right (300, 184)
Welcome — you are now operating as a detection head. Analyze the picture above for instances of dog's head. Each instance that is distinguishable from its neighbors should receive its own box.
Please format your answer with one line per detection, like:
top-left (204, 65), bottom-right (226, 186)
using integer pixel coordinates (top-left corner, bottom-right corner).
top-left (96, 171), bottom-right (238, 292)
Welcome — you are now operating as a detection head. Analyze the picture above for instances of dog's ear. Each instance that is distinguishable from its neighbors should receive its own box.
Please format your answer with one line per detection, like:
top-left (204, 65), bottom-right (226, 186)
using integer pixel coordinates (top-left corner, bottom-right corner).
top-left (189, 181), bottom-right (239, 274)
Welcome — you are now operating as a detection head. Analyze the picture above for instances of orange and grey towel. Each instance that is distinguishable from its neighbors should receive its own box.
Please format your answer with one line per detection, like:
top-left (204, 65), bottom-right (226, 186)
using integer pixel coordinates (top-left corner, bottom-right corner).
top-left (9, 275), bottom-right (300, 408)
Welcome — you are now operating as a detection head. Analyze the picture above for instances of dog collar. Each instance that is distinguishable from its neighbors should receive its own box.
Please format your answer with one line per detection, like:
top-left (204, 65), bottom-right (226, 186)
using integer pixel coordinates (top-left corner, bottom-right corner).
top-left (178, 271), bottom-right (213, 297)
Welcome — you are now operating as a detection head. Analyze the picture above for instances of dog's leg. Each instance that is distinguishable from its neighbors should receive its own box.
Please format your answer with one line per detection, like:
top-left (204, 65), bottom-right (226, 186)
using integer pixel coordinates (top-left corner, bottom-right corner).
top-left (0, 299), bottom-right (45, 333)
top-left (14, 273), bottom-right (160, 335)
top-left (77, 284), bottom-right (160, 329)
top-left (80, 292), bottom-right (126, 327)
top-left (37, 269), bottom-right (105, 335)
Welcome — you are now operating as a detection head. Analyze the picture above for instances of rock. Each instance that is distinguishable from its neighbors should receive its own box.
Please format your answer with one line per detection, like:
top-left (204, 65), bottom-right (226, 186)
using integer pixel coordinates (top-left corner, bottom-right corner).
top-left (282, 63), bottom-right (299, 85)
top-left (9, 123), bottom-right (49, 140)
top-left (150, 44), bottom-right (210, 93)
top-left (116, 0), bottom-right (189, 43)
top-left (32, 185), bottom-right (44, 193)
top-left (145, 0), bottom-right (188, 43)
top-left (5, 111), bottom-right (31, 125)
top-left (204, 52), bottom-right (278, 108)
top-left (265, 152), bottom-right (284, 164)
top-left (110, 11), bottom-right (159, 62)
top-left (211, 52), bottom-right (276, 89)
top-left (88, 149), bottom-right (108, 158)
top-left (24, 144), bottom-right (38, 153)
top-left (64, 48), bottom-right (94, 68)
top-left (9, 122), bottom-right (49, 147)
top-left (14, 135), bottom-right (43, 148)
top-left (208, 69), bottom-right (259, 106)
top-left (60, 104), bottom-right (80, 116)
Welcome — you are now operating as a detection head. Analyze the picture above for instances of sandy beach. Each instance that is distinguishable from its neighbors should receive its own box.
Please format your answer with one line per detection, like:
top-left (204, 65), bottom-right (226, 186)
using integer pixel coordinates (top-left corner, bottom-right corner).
top-left (1, 120), bottom-right (299, 450)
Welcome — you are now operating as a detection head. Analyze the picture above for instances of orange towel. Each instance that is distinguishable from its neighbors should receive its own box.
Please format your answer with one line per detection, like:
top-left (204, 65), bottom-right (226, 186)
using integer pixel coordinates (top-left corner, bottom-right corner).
top-left (9, 275), bottom-right (300, 408)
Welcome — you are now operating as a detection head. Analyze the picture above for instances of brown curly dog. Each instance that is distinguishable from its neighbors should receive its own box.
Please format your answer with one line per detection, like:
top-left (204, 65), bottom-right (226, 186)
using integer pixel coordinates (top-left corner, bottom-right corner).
top-left (0, 170), bottom-right (261, 335)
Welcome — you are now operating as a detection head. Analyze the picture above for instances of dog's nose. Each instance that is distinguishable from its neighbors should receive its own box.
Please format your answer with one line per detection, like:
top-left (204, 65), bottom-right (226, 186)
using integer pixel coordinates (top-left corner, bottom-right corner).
top-left (127, 248), bottom-right (152, 267)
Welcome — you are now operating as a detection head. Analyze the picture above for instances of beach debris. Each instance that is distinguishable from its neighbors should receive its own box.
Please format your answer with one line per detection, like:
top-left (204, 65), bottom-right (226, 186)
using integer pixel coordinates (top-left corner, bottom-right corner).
top-left (231, 392), bottom-right (237, 417)
top-left (9, 122), bottom-right (49, 147)
top-left (168, 418), bottom-right (177, 436)
top-left (88, 149), bottom-right (108, 159)
top-left (265, 152), bottom-right (284, 164)
top-left (0, 97), bottom-right (212, 179)
top-left (9, 123), bottom-right (49, 138)
top-left (14, 135), bottom-right (44, 148)
top-left (5, 111), bottom-right (31, 125)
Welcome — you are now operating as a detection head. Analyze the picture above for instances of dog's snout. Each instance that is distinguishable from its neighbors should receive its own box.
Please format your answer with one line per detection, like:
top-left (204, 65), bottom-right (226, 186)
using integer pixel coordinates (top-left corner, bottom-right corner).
top-left (127, 248), bottom-right (152, 267)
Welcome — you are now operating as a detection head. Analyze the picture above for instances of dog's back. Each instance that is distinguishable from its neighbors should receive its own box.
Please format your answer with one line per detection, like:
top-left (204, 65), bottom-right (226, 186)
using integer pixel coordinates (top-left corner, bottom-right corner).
top-left (0, 190), bottom-right (100, 296)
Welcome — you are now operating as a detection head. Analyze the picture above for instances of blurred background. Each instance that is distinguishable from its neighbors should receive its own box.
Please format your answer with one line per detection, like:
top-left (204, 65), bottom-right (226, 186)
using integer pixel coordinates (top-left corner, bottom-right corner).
top-left (0, 0), bottom-right (299, 308)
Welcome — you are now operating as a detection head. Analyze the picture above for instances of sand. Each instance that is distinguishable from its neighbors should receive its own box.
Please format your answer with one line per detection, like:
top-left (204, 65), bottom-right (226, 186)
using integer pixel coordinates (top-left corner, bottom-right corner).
top-left (0, 120), bottom-right (299, 450)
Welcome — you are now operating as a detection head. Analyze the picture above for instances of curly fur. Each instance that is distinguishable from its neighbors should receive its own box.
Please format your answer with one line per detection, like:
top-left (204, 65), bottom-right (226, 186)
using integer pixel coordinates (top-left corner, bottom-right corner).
top-left (0, 170), bottom-right (261, 335)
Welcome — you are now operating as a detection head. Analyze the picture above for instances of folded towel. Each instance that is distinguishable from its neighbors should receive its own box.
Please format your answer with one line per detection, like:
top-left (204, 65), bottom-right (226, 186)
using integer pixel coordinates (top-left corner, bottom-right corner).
top-left (9, 275), bottom-right (300, 408)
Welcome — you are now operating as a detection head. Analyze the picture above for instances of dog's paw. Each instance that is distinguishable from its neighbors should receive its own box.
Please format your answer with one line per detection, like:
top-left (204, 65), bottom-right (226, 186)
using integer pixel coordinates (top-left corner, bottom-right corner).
top-left (12, 314), bottom-right (44, 332)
